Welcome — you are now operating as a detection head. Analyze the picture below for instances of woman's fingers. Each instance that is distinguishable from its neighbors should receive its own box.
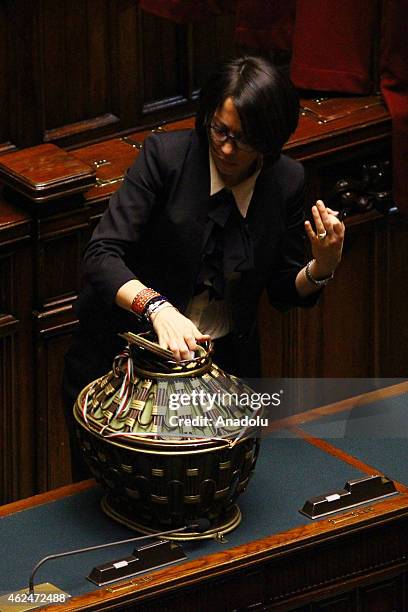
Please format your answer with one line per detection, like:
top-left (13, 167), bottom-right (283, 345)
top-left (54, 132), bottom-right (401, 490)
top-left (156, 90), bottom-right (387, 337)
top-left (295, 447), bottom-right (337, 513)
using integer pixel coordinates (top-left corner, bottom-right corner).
top-left (304, 219), bottom-right (316, 241)
top-left (326, 207), bottom-right (339, 216)
top-left (162, 332), bottom-right (193, 361)
top-left (185, 330), bottom-right (211, 353)
top-left (312, 203), bottom-right (326, 237)
top-left (152, 306), bottom-right (210, 361)
top-left (333, 218), bottom-right (345, 236)
top-left (316, 200), bottom-right (334, 234)
top-left (167, 339), bottom-right (191, 361)
top-left (306, 200), bottom-right (343, 243)
top-left (185, 335), bottom-right (198, 353)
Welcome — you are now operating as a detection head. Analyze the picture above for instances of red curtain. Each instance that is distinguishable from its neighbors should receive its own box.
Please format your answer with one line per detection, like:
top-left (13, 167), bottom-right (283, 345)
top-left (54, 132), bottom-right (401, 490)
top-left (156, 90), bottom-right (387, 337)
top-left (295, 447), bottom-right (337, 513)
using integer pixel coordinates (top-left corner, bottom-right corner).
top-left (290, 1), bottom-right (377, 94)
top-left (234, 1), bottom-right (296, 51)
top-left (288, 0), bottom-right (407, 213)
top-left (138, 0), bottom-right (233, 23)
top-left (139, 0), bottom-right (295, 51)
top-left (139, 0), bottom-right (408, 212)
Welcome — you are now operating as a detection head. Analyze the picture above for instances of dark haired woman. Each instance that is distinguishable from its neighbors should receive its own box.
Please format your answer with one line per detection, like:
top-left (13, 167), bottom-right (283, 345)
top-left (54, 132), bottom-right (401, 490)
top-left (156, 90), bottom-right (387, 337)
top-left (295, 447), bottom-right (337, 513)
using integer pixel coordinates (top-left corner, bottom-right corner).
top-left (63, 56), bottom-right (344, 475)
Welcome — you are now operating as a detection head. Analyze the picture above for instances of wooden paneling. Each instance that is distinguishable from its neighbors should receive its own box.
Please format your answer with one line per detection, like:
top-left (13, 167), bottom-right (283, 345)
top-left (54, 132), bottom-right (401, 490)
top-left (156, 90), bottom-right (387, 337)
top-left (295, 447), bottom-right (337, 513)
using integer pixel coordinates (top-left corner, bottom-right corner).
top-left (35, 208), bottom-right (89, 309)
top-left (140, 12), bottom-right (187, 111)
top-left (0, 321), bottom-right (18, 501)
top-left (313, 592), bottom-right (357, 611)
top-left (31, 202), bottom-right (89, 491)
top-left (192, 14), bottom-right (238, 89)
top-left (1, 320), bottom-right (35, 501)
top-left (6, 1), bottom-right (43, 147)
top-left (259, 191), bottom-right (397, 378)
top-left (39, 0), bottom-right (137, 145)
top-left (379, 216), bottom-right (408, 376)
top-left (0, 3), bottom-right (16, 154)
top-left (34, 310), bottom-right (78, 490)
top-left (0, 214), bottom-right (34, 502)
top-left (0, 2), bottom-right (237, 150)
top-left (360, 576), bottom-right (404, 612)
top-left (299, 217), bottom-right (377, 378)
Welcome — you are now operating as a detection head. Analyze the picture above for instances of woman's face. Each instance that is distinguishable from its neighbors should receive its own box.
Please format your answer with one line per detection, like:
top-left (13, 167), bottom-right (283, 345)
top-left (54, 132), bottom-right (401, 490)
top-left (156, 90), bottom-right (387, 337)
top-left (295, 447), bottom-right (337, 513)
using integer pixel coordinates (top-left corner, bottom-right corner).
top-left (209, 97), bottom-right (260, 187)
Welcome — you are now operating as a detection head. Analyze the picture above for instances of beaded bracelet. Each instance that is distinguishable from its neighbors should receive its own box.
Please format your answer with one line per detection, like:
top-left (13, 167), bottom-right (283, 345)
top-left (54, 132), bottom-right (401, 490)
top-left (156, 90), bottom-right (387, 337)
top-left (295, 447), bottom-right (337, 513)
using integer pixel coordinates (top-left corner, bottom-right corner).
top-left (305, 259), bottom-right (334, 287)
top-left (131, 288), bottom-right (161, 316)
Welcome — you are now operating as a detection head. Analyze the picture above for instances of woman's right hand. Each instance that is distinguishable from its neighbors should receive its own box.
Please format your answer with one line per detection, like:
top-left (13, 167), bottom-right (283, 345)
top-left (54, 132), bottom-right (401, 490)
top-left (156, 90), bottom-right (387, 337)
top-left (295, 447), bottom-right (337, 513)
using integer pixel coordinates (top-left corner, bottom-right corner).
top-left (150, 306), bottom-right (210, 361)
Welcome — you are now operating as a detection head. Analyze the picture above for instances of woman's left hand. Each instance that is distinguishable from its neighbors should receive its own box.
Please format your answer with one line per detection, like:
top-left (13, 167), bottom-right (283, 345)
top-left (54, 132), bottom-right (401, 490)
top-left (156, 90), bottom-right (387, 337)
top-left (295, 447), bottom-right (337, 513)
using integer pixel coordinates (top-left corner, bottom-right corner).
top-left (304, 200), bottom-right (345, 277)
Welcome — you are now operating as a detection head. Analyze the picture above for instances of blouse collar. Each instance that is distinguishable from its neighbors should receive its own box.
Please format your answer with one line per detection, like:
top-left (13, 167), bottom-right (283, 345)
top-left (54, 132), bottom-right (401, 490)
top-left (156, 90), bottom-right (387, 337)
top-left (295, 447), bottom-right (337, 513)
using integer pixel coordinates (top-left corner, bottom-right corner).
top-left (209, 149), bottom-right (263, 218)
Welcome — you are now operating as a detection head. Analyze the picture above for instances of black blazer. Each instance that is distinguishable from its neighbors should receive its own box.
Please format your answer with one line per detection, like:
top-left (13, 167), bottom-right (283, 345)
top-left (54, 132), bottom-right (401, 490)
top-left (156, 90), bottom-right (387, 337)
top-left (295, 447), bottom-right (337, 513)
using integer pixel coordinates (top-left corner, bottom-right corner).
top-left (73, 129), bottom-right (316, 379)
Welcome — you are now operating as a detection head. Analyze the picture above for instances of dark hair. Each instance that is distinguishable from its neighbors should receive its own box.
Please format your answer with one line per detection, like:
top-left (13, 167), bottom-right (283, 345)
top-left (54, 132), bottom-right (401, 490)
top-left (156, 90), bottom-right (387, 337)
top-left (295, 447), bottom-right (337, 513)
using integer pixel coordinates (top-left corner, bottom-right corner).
top-left (196, 55), bottom-right (299, 159)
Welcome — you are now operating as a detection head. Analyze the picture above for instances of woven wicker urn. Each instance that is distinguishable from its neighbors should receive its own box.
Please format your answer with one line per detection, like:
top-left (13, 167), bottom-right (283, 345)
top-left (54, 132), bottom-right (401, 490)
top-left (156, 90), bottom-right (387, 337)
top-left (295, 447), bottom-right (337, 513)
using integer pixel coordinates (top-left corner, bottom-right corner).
top-left (73, 332), bottom-right (261, 540)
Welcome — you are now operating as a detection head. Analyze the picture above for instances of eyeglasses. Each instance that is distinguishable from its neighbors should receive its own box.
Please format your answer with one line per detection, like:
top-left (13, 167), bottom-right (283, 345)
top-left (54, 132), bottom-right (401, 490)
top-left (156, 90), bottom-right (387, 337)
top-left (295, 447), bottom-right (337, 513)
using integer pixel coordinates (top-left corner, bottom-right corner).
top-left (209, 123), bottom-right (255, 152)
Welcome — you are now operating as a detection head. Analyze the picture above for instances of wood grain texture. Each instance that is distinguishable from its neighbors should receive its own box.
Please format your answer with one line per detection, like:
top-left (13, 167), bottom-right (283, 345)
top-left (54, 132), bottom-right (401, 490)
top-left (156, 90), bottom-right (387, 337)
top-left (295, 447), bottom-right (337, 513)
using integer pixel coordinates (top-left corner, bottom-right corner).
top-left (0, 2), bottom-right (14, 152)
top-left (0, 198), bottom-right (31, 247)
top-left (0, 244), bottom-right (34, 502)
top-left (0, 2), bottom-right (236, 150)
top-left (0, 145), bottom-right (95, 202)
top-left (0, 479), bottom-right (95, 516)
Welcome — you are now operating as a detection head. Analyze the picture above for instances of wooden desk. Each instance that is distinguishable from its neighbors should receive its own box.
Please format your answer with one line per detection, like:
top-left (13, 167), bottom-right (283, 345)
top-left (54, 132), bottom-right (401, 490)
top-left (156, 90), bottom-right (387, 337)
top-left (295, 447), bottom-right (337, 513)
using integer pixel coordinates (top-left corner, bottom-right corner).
top-left (2, 382), bottom-right (408, 611)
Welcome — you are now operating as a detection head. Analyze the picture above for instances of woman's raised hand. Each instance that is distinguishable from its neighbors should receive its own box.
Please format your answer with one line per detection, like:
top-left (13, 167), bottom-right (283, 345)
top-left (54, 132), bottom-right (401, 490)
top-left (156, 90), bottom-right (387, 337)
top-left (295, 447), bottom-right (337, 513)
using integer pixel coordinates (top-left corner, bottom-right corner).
top-left (304, 200), bottom-right (345, 277)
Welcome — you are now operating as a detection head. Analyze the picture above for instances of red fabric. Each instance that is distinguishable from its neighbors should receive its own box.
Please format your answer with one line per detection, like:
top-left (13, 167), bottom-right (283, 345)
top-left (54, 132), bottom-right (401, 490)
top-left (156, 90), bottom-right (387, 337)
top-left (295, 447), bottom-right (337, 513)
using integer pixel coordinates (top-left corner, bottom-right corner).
top-left (290, 1), bottom-right (377, 94)
top-left (140, 0), bottom-right (407, 212)
top-left (235, 0), bottom-right (296, 51)
top-left (139, 0), bottom-right (233, 23)
top-left (140, 0), bottom-right (296, 52)
top-left (380, 0), bottom-right (408, 213)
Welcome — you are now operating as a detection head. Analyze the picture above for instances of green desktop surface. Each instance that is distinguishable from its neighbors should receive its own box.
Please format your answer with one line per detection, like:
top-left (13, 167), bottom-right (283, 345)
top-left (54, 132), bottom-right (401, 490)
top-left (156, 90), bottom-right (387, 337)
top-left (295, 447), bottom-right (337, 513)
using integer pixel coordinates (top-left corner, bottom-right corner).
top-left (0, 435), bottom-right (366, 598)
top-left (298, 391), bottom-right (408, 484)
top-left (2, 387), bottom-right (408, 602)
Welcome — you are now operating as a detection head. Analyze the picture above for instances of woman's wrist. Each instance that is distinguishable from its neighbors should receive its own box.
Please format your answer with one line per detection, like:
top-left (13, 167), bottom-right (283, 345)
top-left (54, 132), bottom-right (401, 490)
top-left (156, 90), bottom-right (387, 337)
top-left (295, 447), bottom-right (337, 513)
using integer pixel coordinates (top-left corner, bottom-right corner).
top-left (305, 259), bottom-right (334, 287)
top-left (130, 288), bottom-right (161, 316)
top-left (149, 303), bottom-right (175, 323)
top-left (310, 258), bottom-right (337, 280)
top-left (128, 287), bottom-right (173, 324)
top-left (146, 300), bottom-right (173, 323)
top-left (115, 279), bottom-right (147, 311)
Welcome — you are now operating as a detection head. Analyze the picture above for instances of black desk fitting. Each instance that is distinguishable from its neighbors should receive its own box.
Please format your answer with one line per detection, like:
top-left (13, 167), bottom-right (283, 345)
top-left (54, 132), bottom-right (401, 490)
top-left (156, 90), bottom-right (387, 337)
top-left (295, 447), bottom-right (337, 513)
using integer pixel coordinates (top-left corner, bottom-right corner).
top-left (300, 474), bottom-right (398, 519)
top-left (88, 539), bottom-right (186, 587)
top-left (0, 521), bottom-right (208, 610)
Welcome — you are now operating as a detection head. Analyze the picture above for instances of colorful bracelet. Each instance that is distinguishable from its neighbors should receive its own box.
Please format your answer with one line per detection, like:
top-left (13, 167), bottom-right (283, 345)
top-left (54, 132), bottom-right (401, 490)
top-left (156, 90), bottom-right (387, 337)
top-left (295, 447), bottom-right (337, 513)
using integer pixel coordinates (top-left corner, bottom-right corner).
top-left (145, 300), bottom-right (172, 323)
top-left (131, 288), bottom-right (161, 316)
top-left (143, 296), bottom-right (168, 321)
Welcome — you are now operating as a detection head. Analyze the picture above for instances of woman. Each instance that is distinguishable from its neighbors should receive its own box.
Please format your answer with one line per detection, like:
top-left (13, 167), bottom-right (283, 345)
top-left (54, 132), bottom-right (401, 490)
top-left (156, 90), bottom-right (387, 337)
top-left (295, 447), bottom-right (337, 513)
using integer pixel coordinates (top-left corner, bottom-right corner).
top-left (63, 55), bottom-right (344, 477)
